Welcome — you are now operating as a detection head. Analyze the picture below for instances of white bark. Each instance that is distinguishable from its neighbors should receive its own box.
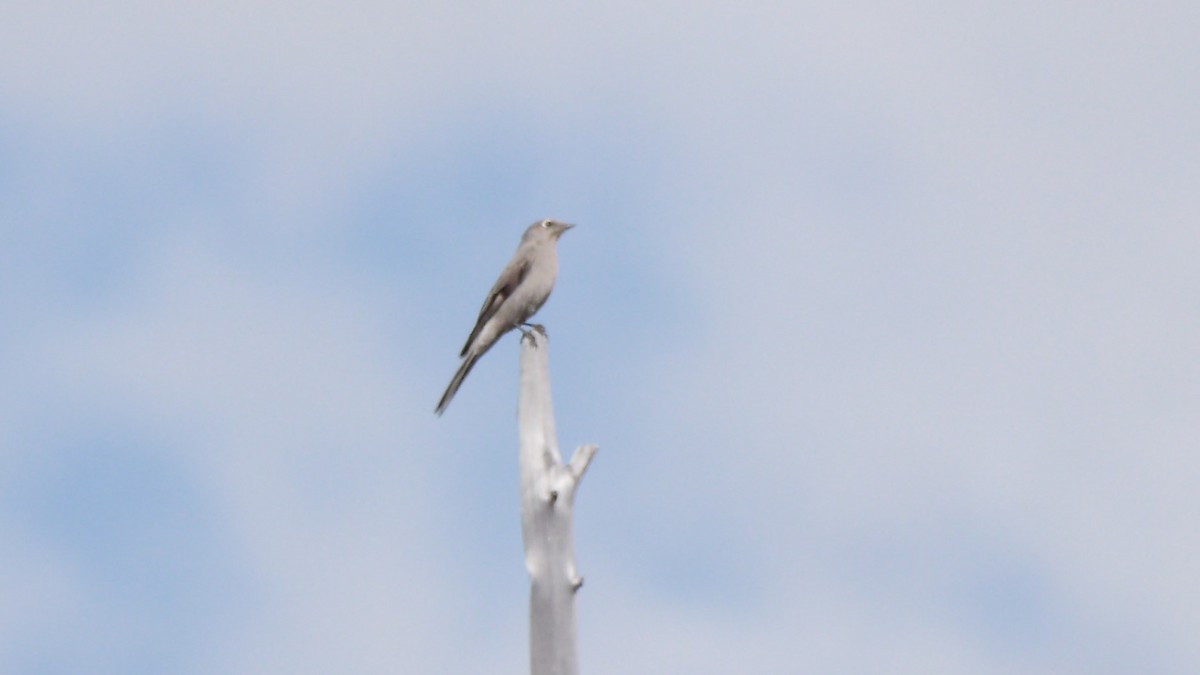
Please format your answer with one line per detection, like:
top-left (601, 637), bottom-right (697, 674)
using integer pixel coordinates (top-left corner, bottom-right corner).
top-left (517, 327), bottom-right (597, 675)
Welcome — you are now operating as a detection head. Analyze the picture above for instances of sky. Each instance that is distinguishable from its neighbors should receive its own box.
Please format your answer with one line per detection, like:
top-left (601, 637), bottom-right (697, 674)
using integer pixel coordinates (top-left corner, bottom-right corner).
top-left (2, 2), bottom-right (1198, 673)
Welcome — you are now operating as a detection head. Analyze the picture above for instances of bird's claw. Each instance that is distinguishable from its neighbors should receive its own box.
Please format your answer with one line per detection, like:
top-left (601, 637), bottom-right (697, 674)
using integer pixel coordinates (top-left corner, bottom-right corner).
top-left (519, 322), bottom-right (547, 338)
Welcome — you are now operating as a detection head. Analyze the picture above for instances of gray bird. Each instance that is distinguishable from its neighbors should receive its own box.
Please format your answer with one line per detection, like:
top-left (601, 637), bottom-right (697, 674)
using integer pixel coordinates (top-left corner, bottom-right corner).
top-left (436, 218), bottom-right (575, 415)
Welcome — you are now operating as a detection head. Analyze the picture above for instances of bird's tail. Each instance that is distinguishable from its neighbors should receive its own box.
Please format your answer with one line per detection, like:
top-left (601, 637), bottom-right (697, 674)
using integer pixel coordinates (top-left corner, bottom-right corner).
top-left (435, 352), bottom-right (479, 415)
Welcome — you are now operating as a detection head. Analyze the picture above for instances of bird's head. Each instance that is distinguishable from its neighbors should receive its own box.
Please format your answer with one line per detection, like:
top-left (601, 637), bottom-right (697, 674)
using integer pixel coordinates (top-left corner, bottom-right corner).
top-left (523, 218), bottom-right (575, 242)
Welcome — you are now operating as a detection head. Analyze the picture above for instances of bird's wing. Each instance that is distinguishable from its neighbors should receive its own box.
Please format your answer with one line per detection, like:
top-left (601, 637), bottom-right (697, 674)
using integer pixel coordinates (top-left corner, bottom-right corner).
top-left (459, 255), bottom-right (530, 357)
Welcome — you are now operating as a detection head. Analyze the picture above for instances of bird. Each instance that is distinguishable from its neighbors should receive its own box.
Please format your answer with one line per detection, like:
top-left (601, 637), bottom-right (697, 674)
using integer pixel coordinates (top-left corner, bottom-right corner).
top-left (436, 218), bottom-right (575, 415)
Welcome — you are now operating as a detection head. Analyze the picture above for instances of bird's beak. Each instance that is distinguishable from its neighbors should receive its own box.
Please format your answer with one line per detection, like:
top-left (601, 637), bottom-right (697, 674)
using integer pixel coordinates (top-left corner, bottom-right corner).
top-left (556, 222), bottom-right (575, 236)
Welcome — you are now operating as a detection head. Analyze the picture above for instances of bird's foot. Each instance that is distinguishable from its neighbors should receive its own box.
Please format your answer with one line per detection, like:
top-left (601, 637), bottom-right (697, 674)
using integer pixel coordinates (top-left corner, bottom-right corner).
top-left (518, 323), bottom-right (547, 345)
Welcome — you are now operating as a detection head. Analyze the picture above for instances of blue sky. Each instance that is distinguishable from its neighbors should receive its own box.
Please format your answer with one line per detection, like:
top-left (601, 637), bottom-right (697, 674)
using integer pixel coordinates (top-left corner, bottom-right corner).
top-left (2, 2), bottom-right (1198, 673)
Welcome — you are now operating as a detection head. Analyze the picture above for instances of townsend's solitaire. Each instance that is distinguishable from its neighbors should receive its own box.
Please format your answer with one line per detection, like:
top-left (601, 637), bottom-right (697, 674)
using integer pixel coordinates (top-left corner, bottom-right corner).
top-left (435, 219), bottom-right (574, 415)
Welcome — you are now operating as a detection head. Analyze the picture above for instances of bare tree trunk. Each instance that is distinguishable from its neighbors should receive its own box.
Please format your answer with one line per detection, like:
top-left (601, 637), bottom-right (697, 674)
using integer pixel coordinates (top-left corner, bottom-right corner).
top-left (517, 327), bottom-right (597, 675)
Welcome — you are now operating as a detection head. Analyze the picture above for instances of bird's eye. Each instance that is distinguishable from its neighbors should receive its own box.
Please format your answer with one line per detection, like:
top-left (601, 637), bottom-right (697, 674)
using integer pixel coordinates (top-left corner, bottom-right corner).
top-left (541, 220), bottom-right (552, 228)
